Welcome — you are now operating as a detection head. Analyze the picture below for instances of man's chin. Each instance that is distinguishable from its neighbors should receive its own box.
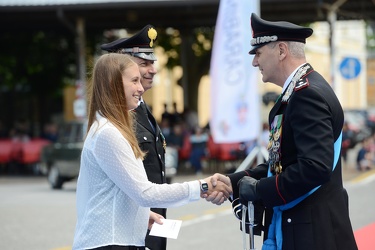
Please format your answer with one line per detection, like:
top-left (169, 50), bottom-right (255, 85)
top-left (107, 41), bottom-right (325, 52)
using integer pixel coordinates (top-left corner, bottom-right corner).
top-left (142, 82), bottom-right (153, 91)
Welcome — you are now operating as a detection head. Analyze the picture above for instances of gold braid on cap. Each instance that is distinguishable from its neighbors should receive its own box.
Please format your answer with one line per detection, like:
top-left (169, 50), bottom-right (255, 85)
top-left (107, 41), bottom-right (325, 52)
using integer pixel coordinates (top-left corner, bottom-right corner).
top-left (148, 28), bottom-right (157, 47)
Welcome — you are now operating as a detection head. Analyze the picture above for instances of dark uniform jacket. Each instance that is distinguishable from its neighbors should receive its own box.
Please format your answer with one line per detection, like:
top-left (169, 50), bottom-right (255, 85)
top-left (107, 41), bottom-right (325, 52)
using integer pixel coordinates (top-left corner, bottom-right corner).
top-left (229, 64), bottom-right (358, 250)
top-left (135, 102), bottom-right (167, 250)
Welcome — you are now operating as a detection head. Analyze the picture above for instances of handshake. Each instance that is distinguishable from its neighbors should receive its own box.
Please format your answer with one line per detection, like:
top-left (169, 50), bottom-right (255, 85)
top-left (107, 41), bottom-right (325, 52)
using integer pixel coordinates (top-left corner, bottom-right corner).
top-left (200, 174), bottom-right (260, 206)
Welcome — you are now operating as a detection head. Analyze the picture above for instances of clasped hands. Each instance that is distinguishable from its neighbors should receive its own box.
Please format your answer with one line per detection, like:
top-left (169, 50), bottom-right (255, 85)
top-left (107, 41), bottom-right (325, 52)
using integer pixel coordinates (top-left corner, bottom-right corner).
top-left (203, 174), bottom-right (260, 206)
top-left (200, 174), bottom-right (232, 205)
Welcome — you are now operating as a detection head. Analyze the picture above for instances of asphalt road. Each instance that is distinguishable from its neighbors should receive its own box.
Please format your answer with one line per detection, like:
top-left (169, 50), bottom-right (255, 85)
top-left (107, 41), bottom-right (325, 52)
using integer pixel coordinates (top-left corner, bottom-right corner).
top-left (0, 168), bottom-right (374, 250)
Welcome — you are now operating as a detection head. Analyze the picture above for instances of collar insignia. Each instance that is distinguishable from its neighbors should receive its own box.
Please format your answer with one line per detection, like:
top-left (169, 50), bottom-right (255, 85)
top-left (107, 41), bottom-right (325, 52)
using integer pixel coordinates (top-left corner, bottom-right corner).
top-left (294, 79), bottom-right (309, 91)
top-left (281, 64), bottom-right (311, 103)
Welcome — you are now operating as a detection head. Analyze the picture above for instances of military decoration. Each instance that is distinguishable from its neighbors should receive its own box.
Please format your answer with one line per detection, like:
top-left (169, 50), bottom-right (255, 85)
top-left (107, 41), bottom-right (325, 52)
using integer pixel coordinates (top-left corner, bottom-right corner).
top-left (160, 132), bottom-right (167, 151)
top-left (268, 114), bottom-right (283, 175)
top-left (148, 27), bottom-right (157, 47)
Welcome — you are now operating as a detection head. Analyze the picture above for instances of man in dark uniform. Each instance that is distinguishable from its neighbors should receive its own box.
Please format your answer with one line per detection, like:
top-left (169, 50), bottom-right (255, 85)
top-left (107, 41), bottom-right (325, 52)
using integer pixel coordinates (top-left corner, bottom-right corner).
top-left (101, 25), bottom-right (167, 250)
top-left (207, 13), bottom-right (358, 250)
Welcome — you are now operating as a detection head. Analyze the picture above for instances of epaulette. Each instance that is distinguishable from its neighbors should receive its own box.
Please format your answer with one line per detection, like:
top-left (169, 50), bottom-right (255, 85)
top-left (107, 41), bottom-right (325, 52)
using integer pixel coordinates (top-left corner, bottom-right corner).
top-left (294, 78), bottom-right (309, 91)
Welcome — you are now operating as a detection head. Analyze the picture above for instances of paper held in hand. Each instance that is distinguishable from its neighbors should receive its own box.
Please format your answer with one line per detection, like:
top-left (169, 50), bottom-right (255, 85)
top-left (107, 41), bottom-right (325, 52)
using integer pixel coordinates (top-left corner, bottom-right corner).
top-left (149, 219), bottom-right (182, 239)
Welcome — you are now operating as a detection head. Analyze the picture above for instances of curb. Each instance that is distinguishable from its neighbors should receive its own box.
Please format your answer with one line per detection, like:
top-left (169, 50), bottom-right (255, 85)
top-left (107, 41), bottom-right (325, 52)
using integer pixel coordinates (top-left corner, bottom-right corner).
top-left (349, 169), bottom-right (375, 184)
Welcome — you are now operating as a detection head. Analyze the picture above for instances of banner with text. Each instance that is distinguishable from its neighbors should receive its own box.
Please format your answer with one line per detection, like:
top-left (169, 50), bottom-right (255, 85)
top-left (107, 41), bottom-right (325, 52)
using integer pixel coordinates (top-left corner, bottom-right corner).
top-left (210, 0), bottom-right (260, 143)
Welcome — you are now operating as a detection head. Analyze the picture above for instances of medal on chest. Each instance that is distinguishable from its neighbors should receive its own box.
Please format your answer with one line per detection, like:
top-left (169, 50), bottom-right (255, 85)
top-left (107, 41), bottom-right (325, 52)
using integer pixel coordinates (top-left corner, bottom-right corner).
top-left (160, 132), bottom-right (167, 151)
top-left (268, 114), bottom-right (283, 174)
top-left (267, 64), bottom-right (312, 174)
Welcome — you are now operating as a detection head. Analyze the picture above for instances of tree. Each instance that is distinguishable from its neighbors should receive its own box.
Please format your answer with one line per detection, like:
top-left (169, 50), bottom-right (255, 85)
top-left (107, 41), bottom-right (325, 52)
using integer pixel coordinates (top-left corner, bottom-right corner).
top-left (157, 26), bottom-right (215, 111)
top-left (0, 25), bottom-right (216, 136)
top-left (0, 31), bottom-right (76, 135)
top-left (99, 26), bottom-right (215, 112)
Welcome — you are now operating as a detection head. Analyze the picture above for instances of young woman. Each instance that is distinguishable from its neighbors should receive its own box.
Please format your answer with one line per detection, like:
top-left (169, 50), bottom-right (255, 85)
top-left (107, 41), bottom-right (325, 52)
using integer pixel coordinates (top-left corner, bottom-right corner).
top-left (72, 53), bottom-right (231, 250)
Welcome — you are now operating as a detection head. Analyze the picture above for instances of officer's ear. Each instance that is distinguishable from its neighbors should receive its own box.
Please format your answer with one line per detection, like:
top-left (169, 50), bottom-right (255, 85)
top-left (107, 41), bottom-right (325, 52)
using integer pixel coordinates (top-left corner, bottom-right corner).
top-left (278, 42), bottom-right (287, 59)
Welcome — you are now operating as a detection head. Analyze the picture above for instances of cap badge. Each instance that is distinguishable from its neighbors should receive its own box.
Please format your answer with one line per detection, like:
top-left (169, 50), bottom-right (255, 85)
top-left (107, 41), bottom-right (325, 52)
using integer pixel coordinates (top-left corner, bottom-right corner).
top-left (148, 27), bottom-right (157, 47)
top-left (251, 35), bottom-right (278, 46)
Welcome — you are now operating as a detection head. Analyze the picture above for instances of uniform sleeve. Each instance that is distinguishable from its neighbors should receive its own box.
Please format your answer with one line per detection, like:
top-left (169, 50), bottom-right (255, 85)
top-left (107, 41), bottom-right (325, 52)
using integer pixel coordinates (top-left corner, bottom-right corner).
top-left (228, 163), bottom-right (268, 201)
top-left (258, 87), bottom-right (335, 208)
top-left (93, 126), bottom-right (200, 208)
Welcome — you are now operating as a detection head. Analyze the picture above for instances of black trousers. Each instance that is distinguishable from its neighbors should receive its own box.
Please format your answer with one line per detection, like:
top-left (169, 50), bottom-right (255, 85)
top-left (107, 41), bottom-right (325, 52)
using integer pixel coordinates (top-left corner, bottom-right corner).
top-left (89, 245), bottom-right (145, 250)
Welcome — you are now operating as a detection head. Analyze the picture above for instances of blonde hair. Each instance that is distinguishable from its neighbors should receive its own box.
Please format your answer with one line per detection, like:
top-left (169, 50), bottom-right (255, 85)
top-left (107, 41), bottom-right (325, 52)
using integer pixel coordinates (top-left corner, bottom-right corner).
top-left (86, 53), bottom-right (145, 159)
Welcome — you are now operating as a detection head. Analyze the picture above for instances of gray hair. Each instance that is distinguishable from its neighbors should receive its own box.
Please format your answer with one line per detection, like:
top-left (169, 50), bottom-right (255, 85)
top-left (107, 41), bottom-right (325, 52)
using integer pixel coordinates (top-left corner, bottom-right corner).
top-left (267, 41), bottom-right (305, 59)
top-left (285, 41), bottom-right (305, 58)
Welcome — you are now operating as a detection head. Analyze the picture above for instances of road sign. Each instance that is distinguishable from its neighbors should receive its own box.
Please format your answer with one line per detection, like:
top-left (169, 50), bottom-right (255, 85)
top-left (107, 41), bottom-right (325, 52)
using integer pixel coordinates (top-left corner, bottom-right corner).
top-left (339, 57), bottom-right (361, 80)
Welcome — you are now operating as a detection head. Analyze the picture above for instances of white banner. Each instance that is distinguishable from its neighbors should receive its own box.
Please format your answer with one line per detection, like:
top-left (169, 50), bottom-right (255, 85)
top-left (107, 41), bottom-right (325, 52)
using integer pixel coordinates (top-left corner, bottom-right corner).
top-left (210, 0), bottom-right (260, 143)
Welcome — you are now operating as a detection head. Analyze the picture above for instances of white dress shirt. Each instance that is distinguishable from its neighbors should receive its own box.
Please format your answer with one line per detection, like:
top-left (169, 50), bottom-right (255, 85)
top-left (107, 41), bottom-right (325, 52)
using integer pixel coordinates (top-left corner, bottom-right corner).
top-left (72, 113), bottom-right (200, 250)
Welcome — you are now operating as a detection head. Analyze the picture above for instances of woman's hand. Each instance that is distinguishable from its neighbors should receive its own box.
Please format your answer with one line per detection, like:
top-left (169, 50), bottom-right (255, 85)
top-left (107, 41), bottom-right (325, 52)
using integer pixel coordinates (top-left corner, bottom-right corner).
top-left (148, 211), bottom-right (164, 230)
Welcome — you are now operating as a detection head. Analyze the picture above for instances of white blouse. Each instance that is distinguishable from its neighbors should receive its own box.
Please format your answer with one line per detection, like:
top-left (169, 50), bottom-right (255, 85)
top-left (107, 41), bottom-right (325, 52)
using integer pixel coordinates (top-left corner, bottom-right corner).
top-left (72, 113), bottom-right (200, 250)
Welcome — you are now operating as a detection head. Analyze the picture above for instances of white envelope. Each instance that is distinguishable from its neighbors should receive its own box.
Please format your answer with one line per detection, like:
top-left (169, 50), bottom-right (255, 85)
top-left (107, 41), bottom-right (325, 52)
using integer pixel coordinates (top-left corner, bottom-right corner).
top-left (149, 219), bottom-right (182, 239)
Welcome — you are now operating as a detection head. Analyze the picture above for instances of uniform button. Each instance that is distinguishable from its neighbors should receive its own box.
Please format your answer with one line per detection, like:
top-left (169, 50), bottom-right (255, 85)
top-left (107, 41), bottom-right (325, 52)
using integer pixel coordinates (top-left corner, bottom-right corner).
top-left (162, 171), bottom-right (165, 176)
top-left (287, 218), bottom-right (292, 223)
top-left (158, 154), bottom-right (161, 158)
top-left (143, 137), bottom-right (147, 140)
top-left (156, 137), bottom-right (159, 141)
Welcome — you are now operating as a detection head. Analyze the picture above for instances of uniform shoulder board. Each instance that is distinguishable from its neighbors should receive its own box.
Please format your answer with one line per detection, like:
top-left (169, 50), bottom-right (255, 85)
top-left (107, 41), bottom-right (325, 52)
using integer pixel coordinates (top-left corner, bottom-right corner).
top-left (294, 78), bottom-right (309, 91)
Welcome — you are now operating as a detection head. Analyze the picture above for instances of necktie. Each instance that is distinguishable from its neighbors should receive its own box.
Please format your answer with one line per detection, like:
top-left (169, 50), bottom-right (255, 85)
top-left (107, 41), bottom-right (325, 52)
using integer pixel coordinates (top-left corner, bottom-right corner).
top-left (140, 102), bottom-right (156, 133)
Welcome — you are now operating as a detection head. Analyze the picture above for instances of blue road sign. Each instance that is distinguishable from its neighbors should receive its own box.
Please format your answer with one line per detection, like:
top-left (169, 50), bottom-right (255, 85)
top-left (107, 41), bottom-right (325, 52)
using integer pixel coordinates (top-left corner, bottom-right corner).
top-left (339, 57), bottom-right (361, 80)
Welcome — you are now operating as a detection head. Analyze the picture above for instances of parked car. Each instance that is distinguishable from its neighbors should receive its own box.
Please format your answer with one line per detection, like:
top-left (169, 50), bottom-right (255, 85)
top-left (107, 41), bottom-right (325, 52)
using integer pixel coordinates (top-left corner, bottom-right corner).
top-left (344, 110), bottom-right (372, 147)
top-left (366, 107), bottom-right (375, 134)
top-left (40, 120), bottom-right (86, 189)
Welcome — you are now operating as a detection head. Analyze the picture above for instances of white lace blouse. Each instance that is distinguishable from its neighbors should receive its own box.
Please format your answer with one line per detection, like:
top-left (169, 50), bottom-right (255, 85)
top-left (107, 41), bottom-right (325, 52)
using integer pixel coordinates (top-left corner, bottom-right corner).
top-left (72, 113), bottom-right (200, 250)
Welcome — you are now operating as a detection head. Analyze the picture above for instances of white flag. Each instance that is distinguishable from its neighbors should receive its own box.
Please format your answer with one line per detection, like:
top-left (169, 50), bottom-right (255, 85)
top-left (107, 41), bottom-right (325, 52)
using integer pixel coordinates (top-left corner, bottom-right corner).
top-left (210, 0), bottom-right (260, 143)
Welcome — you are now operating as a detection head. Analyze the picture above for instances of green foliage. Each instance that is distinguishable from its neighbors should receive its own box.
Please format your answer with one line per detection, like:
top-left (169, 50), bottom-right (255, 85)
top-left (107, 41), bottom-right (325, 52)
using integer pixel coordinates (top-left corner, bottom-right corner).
top-left (156, 27), bottom-right (181, 69)
top-left (155, 26), bottom-right (215, 110)
top-left (0, 26), bottom-right (216, 127)
top-left (0, 31), bottom-right (76, 97)
top-left (157, 26), bottom-right (214, 71)
top-left (192, 27), bottom-right (214, 57)
top-left (366, 21), bottom-right (375, 51)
